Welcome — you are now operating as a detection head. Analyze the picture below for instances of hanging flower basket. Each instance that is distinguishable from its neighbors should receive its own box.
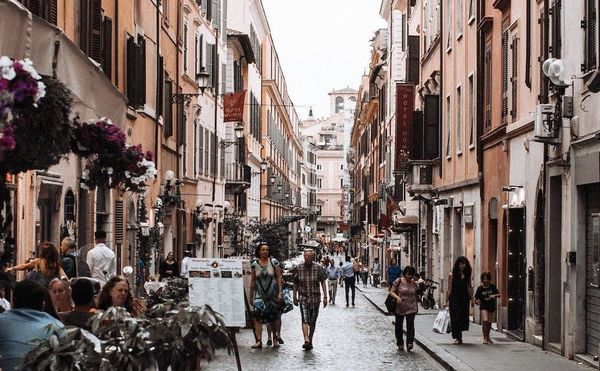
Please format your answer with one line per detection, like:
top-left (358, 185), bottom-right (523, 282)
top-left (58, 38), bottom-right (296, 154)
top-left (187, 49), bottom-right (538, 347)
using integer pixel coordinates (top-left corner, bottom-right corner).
top-left (71, 118), bottom-right (126, 159)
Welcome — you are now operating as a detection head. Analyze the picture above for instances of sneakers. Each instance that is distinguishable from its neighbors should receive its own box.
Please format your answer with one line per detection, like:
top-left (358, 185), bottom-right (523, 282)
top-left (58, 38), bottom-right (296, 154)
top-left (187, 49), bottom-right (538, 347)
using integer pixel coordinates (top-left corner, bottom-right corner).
top-left (266, 340), bottom-right (272, 346)
top-left (277, 337), bottom-right (284, 344)
top-left (406, 343), bottom-right (413, 351)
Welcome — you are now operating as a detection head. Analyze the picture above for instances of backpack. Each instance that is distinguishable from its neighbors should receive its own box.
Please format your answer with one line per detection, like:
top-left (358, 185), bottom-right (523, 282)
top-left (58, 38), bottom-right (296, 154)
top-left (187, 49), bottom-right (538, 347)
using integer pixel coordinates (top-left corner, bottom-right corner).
top-left (67, 254), bottom-right (91, 277)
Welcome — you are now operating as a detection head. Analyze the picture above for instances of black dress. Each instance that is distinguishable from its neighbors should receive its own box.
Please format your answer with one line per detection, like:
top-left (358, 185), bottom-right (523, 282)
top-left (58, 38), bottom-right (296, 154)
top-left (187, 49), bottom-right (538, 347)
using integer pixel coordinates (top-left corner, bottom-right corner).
top-left (449, 274), bottom-right (470, 339)
top-left (159, 260), bottom-right (179, 280)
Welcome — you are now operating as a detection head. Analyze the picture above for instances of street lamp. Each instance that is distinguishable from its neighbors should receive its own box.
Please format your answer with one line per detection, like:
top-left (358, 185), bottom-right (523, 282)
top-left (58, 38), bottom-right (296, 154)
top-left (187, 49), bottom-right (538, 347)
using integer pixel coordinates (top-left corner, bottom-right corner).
top-left (219, 123), bottom-right (244, 149)
top-left (260, 161), bottom-right (268, 171)
top-left (171, 67), bottom-right (210, 104)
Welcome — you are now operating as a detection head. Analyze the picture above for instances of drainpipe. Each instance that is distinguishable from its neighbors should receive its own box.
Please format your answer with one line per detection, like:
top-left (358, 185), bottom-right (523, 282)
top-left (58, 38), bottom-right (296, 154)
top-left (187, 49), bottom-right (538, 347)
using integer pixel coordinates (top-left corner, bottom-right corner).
top-left (438, 0), bottom-right (444, 179)
top-left (175, 0), bottom-right (181, 180)
top-left (154, 0), bottom-right (160, 174)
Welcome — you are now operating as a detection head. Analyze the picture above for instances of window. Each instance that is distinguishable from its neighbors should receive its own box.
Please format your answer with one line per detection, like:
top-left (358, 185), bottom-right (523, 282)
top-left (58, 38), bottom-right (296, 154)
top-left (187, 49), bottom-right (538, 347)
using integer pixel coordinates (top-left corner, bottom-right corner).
top-left (340, 164), bottom-right (344, 170)
top-left (456, 0), bottom-right (462, 39)
top-left (501, 25), bottom-right (509, 122)
top-left (127, 35), bottom-right (146, 108)
top-left (194, 31), bottom-right (203, 76)
top-left (484, 42), bottom-right (492, 133)
top-left (446, 0), bottom-right (452, 50)
top-left (456, 86), bottom-right (462, 153)
top-left (539, 8), bottom-right (549, 104)
top-left (20, 0), bottom-right (58, 24)
top-left (64, 190), bottom-right (75, 222)
top-left (511, 35), bottom-right (519, 122)
top-left (79, 0), bottom-right (103, 63)
top-left (317, 164), bottom-right (322, 170)
top-left (468, 75), bottom-right (475, 147)
top-left (302, 174), bottom-right (306, 185)
top-left (317, 178), bottom-right (322, 188)
top-left (446, 95), bottom-right (451, 158)
top-left (551, 0), bottom-right (562, 59)
top-left (584, 0), bottom-right (597, 71)
top-left (340, 178), bottom-right (344, 188)
top-left (183, 20), bottom-right (188, 74)
top-left (468, 0), bottom-right (474, 22)
top-left (335, 97), bottom-right (344, 113)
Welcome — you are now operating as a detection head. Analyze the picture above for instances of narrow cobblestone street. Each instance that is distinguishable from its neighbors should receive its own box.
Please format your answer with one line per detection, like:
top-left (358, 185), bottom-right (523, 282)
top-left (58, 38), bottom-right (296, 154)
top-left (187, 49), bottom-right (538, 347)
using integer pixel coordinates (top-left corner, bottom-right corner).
top-left (206, 285), bottom-right (442, 371)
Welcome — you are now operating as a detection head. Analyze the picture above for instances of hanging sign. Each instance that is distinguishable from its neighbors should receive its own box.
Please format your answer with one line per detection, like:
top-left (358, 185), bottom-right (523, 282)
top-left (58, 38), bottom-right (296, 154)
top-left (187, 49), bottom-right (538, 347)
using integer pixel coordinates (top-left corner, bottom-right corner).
top-left (395, 84), bottom-right (415, 170)
top-left (223, 90), bottom-right (246, 123)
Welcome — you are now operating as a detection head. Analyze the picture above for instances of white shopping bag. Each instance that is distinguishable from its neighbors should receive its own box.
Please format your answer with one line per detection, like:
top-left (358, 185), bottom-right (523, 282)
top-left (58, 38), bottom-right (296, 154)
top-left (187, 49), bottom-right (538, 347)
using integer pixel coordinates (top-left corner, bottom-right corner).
top-left (433, 309), bottom-right (450, 333)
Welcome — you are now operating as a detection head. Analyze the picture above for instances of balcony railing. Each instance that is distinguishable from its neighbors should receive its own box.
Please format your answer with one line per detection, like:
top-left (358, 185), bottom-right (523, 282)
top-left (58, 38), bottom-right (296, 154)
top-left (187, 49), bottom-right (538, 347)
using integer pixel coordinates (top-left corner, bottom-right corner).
top-left (225, 163), bottom-right (251, 193)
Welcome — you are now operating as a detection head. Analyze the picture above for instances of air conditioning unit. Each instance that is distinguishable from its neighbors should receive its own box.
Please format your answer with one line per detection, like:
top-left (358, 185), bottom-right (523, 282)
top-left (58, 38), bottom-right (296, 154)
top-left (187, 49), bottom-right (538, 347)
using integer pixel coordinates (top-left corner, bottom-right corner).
top-left (533, 104), bottom-right (560, 143)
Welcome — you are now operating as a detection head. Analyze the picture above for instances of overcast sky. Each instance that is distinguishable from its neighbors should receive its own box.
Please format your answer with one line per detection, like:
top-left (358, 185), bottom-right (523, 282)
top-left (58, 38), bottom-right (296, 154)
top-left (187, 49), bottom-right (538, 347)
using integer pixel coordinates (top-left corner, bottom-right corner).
top-left (261, 0), bottom-right (386, 120)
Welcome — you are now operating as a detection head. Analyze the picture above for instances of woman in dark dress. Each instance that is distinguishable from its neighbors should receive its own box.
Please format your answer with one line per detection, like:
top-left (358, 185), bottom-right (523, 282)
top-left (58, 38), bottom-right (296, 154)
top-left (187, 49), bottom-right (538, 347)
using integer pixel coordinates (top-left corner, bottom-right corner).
top-left (159, 252), bottom-right (179, 281)
top-left (446, 256), bottom-right (473, 344)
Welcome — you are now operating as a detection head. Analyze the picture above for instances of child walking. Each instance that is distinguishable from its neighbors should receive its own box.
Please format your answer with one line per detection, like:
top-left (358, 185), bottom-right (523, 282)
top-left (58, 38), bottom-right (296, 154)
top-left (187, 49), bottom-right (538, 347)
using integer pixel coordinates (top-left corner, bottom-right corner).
top-left (474, 272), bottom-right (500, 344)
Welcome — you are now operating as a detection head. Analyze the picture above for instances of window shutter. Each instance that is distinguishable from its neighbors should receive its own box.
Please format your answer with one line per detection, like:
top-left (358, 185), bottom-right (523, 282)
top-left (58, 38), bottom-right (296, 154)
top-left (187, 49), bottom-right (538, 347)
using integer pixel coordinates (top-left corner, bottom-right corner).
top-left (212, 44), bottom-right (218, 89)
top-left (222, 0), bottom-right (227, 42)
top-left (199, 34), bottom-right (204, 70)
top-left (115, 200), bottom-right (124, 244)
top-left (157, 55), bottom-right (164, 116)
top-left (90, 0), bottom-right (102, 63)
top-left (210, 0), bottom-right (217, 23)
top-left (206, 42), bottom-right (214, 87)
top-left (183, 22), bottom-right (188, 73)
top-left (501, 27), bottom-right (509, 121)
top-left (194, 33), bottom-right (199, 75)
top-left (79, 0), bottom-right (90, 54)
top-left (539, 9), bottom-right (549, 103)
top-left (411, 110), bottom-right (424, 160)
top-left (210, 132), bottom-right (216, 176)
top-left (165, 80), bottom-right (173, 137)
top-left (551, 0), bottom-right (561, 58)
top-left (177, 98), bottom-right (186, 145)
top-left (511, 36), bottom-right (518, 121)
top-left (23, 0), bottom-right (41, 15)
top-left (201, 0), bottom-right (208, 15)
top-left (204, 128), bottom-right (209, 174)
top-left (485, 44), bottom-right (492, 131)
top-left (78, 189), bottom-right (89, 246)
top-left (423, 95), bottom-right (439, 159)
top-left (199, 128), bottom-right (204, 175)
top-left (216, 0), bottom-right (222, 34)
top-left (48, 0), bottom-right (57, 25)
top-left (126, 36), bottom-right (136, 106)
top-left (136, 36), bottom-right (146, 106)
top-left (220, 145), bottom-right (225, 179)
top-left (101, 17), bottom-right (113, 79)
top-left (222, 62), bottom-right (226, 94)
top-left (585, 0), bottom-right (597, 70)
top-left (407, 35), bottom-right (420, 83)
top-left (96, 184), bottom-right (107, 214)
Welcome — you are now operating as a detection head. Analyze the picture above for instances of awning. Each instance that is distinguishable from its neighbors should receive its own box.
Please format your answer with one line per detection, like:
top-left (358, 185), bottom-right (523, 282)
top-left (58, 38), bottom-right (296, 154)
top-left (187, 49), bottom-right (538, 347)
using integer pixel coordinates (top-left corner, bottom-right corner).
top-left (0, 0), bottom-right (127, 126)
top-left (227, 30), bottom-right (255, 64)
top-left (38, 177), bottom-right (63, 198)
top-left (395, 215), bottom-right (419, 225)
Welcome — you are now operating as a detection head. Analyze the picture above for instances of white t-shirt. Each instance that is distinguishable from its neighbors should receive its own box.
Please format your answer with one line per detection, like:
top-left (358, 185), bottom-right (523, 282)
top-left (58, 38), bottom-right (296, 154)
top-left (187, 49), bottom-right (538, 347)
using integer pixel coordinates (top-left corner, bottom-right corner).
top-left (86, 243), bottom-right (116, 286)
top-left (180, 257), bottom-right (190, 278)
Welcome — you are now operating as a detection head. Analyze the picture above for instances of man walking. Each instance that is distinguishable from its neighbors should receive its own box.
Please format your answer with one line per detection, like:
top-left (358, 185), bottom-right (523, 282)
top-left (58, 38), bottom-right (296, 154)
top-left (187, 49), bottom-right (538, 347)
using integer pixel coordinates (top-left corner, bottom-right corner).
top-left (326, 260), bottom-right (340, 305)
top-left (371, 257), bottom-right (381, 288)
top-left (293, 249), bottom-right (327, 351)
top-left (86, 230), bottom-right (116, 286)
top-left (60, 237), bottom-right (78, 279)
top-left (340, 256), bottom-right (356, 307)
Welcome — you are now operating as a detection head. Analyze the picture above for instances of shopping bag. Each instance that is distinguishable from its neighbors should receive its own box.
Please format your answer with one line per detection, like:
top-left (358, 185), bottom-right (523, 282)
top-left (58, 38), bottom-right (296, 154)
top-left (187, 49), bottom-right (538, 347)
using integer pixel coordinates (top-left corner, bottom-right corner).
top-left (384, 294), bottom-right (397, 314)
top-left (433, 309), bottom-right (450, 333)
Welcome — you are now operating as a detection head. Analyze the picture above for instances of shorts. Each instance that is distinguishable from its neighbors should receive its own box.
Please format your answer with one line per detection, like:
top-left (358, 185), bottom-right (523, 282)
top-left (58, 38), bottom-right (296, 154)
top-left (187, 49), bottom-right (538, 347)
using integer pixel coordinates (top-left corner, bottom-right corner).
top-left (299, 303), bottom-right (320, 324)
top-left (481, 309), bottom-right (496, 323)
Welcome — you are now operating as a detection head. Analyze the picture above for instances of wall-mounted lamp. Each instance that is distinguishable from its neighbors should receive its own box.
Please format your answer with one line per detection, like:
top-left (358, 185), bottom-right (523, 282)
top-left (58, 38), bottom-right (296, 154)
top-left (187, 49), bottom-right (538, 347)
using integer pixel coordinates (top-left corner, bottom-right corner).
top-left (171, 67), bottom-right (210, 104)
top-left (260, 161), bottom-right (268, 171)
top-left (218, 124), bottom-right (244, 149)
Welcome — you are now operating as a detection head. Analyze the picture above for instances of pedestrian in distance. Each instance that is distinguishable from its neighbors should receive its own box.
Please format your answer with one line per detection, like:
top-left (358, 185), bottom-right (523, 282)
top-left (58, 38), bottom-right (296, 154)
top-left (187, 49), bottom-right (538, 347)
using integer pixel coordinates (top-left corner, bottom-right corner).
top-left (388, 265), bottom-right (419, 351)
top-left (5, 242), bottom-right (67, 287)
top-left (0, 280), bottom-right (64, 371)
top-left (338, 261), bottom-right (344, 288)
top-left (353, 257), bottom-right (361, 284)
top-left (292, 249), bottom-right (328, 351)
top-left (340, 255), bottom-right (356, 307)
top-left (371, 257), bottom-right (381, 287)
top-left (59, 237), bottom-right (78, 279)
top-left (446, 256), bottom-right (474, 345)
top-left (361, 263), bottom-right (369, 288)
top-left (159, 252), bottom-right (179, 281)
top-left (387, 258), bottom-right (402, 287)
top-left (59, 277), bottom-right (97, 331)
top-left (49, 278), bottom-right (72, 313)
top-left (474, 271), bottom-right (500, 344)
top-left (180, 250), bottom-right (191, 278)
top-left (86, 230), bottom-right (116, 286)
top-left (326, 260), bottom-right (340, 304)
top-left (249, 242), bottom-right (284, 349)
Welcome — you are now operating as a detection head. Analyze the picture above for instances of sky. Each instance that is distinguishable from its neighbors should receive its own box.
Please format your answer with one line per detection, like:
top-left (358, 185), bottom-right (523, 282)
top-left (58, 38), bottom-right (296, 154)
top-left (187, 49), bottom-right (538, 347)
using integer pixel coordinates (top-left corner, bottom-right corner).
top-left (261, 0), bottom-right (387, 120)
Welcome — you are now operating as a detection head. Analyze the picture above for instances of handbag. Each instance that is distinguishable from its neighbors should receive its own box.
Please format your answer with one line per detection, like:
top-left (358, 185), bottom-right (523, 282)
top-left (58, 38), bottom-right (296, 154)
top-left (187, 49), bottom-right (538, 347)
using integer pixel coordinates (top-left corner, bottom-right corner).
top-left (282, 286), bottom-right (293, 314)
top-left (384, 294), bottom-right (397, 314)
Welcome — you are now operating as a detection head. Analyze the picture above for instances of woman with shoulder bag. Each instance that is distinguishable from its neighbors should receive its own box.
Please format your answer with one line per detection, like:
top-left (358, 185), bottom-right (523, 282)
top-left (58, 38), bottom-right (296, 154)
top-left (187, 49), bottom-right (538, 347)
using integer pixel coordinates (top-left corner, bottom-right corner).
top-left (388, 265), bottom-right (419, 351)
top-left (5, 242), bottom-right (66, 287)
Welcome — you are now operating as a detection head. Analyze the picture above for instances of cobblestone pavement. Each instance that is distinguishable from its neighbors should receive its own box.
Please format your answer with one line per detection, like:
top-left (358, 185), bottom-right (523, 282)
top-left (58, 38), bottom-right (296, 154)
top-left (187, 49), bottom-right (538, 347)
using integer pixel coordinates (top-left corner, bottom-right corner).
top-left (205, 283), bottom-right (444, 371)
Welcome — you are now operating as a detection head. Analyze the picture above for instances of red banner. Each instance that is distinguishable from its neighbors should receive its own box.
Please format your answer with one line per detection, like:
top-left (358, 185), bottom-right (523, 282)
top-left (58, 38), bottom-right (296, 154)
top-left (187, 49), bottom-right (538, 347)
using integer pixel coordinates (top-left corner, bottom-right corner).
top-left (395, 84), bottom-right (415, 170)
top-left (223, 90), bottom-right (246, 123)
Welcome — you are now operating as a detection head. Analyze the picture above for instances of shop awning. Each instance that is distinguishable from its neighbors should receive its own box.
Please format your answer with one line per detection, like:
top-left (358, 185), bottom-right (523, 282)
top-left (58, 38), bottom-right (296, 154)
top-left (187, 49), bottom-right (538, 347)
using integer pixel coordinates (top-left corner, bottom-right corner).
top-left (0, 0), bottom-right (127, 126)
top-left (395, 215), bottom-right (419, 225)
top-left (227, 30), bottom-right (255, 64)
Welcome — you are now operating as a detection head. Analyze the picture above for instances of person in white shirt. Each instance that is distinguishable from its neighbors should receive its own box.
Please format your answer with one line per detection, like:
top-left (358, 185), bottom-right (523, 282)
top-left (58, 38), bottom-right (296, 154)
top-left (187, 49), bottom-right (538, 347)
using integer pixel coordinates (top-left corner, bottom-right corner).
top-left (86, 230), bottom-right (116, 286)
top-left (180, 250), bottom-right (191, 278)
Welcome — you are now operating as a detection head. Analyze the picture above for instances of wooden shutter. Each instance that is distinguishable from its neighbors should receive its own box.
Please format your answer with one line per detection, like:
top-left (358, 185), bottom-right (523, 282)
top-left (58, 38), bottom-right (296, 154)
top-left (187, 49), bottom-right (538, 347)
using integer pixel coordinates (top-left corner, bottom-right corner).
top-left (157, 55), bottom-right (164, 116)
top-left (177, 97), bottom-right (186, 145)
top-left (126, 36), bottom-right (136, 106)
top-left (216, 0), bottom-right (222, 33)
top-left (48, 0), bottom-right (57, 25)
top-left (22, 0), bottom-right (41, 15)
top-left (411, 110), bottom-right (424, 160)
top-left (210, 0), bottom-right (217, 22)
top-left (114, 200), bottom-right (124, 244)
top-left (585, 0), bottom-right (597, 71)
top-left (201, 0), bottom-right (208, 15)
top-left (220, 144), bottom-right (225, 179)
top-left (90, 0), bottom-right (102, 63)
top-left (485, 43), bottom-right (492, 132)
top-left (551, 0), bottom-right (561, 58)
top-left (204, 128), bottom-right (210, 174)
top-left (407, 35), bottom-right (420, 83)
top-left (198, 128), bottom-right (204, 175)
top-left (164, 80), bottom-right (173, 137)
top-left (136, 36), bottom-right (146, 106)
top-left (96, 184), bottom-right (107, 214)
top-left (502, 27), bottom-right (509, 121)
top-left (78, 189), bottom-right (89, 246)
top-left (511, 36), bottom-right (518, 121)
top-left (210, 132), bottom-right (216, 176)
top-left (539, 8), bottom-right (549, 103)
top-left (101, 17), bottom-right (112, 79)
top-left (206, 43), bottom-right (214, 87)
top-left (423, 95), bottom-right (440, 160)
top-left (222, 62), bottom-right (226, 94)
top-left (222, 0), bottom-right (227, 42)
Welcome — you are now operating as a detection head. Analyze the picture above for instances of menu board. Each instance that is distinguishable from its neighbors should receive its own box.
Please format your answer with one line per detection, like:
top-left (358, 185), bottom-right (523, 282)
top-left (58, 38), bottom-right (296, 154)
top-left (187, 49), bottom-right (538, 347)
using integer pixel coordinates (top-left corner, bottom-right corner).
top-left (188, 258), bottom-right (245, 327)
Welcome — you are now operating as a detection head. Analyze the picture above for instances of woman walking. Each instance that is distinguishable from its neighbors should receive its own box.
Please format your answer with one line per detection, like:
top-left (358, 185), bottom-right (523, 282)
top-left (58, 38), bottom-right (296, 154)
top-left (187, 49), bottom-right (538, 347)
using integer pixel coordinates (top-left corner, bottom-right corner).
top-left (388, 265), bottom-right (418, 351)
top-left (446, 256), bottom-right (474, 344)
top-left (250, 242), bottom-right (284, 348)
top-left (5, 242), bottom-right (66, 287)
top-left (159, 252), bottom-right (179, 280)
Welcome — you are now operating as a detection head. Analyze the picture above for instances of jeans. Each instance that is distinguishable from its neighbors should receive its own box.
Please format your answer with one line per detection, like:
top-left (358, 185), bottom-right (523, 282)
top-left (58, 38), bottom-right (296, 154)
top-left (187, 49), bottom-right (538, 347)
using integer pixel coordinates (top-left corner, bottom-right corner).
top-left (328, 279), bottom-right (338, 302)
top-left (372, 274), bottom-right (380, 287)
top-left (394, 313), bottom-right (416, 346)
top-left (362, 272), bottom-right (368, 286)
top-left (344, 277), bottom-right (356, 305)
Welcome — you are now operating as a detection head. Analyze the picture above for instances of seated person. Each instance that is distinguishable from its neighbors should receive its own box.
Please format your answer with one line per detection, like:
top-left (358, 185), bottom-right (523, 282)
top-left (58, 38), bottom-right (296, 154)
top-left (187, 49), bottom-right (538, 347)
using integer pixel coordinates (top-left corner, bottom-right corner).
top-left (60, 278), bottom-right (97, 331)
top-left (0, 280), bottom-right (64, 371)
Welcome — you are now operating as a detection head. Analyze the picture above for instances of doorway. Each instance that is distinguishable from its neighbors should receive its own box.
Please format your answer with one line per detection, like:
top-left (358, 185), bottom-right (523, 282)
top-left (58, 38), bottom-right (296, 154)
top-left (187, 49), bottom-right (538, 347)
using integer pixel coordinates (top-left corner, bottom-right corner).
top-left (546, 176), bottom-right (562, 350)
top-left (507, 207), bottom-right (526, 340)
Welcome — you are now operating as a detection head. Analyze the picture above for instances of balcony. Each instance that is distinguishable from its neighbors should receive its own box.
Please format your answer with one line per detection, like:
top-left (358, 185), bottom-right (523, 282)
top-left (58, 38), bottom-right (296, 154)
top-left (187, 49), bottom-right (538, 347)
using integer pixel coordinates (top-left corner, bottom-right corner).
top-left (225, 163), bottom-right (251, 194)
top-left (406, 160), bottom-right (434, 196)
